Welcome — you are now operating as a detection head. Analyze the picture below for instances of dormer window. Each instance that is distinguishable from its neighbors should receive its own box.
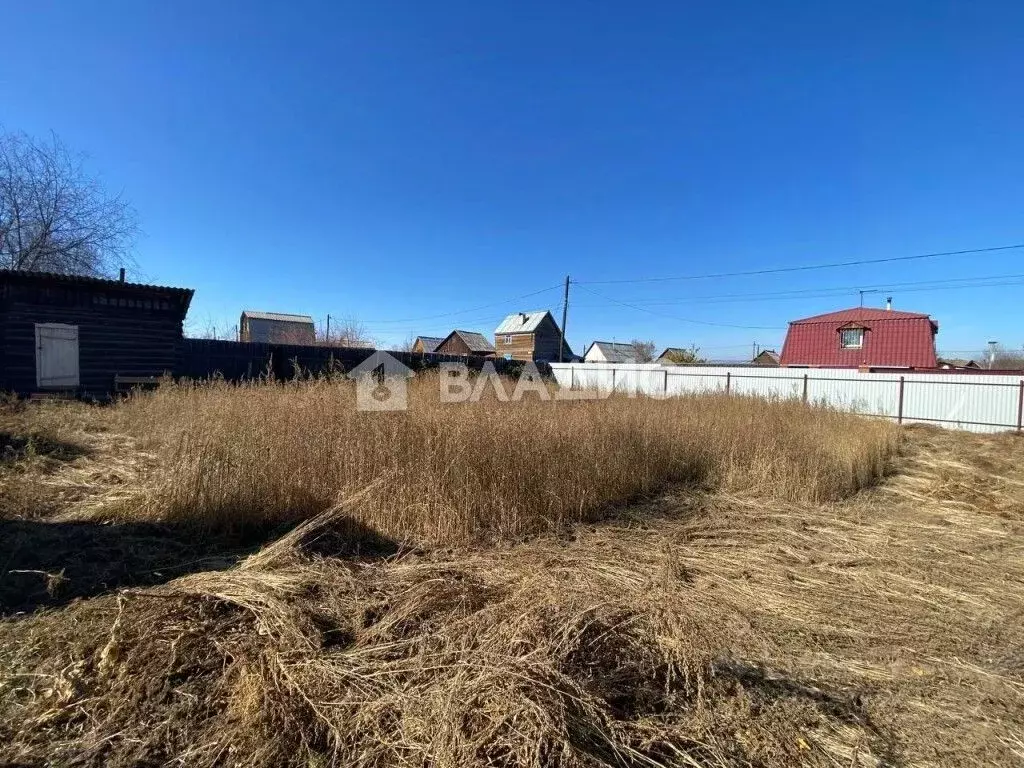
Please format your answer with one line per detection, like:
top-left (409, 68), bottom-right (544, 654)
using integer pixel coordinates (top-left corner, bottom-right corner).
top-left (839, 327), bottom-right (864, 349)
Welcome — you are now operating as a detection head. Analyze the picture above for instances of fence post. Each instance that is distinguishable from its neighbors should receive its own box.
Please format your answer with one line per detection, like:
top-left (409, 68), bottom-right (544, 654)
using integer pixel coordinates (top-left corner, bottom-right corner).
top-left (663, 368), bottom-right (669, 395)
top-left (725, 371), bottom-right (731, 394)
top-left (897, 376), bottom-right (905, 425)
top-left (801, 374), bottom-right (808, 404)
top-left (570, 364), bottom-right (575, 391)
top-left (1017, 379), bottom-right (1024, 432)
top-left (611, 367), bottom-right (616, 393)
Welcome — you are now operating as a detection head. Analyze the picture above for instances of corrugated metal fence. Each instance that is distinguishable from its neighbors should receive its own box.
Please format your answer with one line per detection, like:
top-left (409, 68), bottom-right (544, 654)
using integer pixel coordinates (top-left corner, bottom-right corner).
top-left (550, 363), bottom-right (1024, 434)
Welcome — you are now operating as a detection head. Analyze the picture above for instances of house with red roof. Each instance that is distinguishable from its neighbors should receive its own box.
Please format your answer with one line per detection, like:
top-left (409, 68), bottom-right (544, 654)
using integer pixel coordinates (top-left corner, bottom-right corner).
top-left (779, 304), bottom-right (938, 369)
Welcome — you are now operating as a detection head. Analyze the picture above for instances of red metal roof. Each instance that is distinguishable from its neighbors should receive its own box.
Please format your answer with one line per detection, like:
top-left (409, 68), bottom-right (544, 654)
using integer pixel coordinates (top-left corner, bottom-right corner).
top-left (780, 307), bottom-right (938, 368)
top-left (790, 307), bottom-right (933, 323)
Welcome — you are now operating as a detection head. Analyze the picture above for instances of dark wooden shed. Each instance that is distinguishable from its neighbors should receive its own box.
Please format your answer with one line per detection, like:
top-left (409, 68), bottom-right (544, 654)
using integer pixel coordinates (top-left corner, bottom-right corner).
top-left (0, 270), bottom-right (194, 397)
top-left (435, 329), bottom-right (495, 358)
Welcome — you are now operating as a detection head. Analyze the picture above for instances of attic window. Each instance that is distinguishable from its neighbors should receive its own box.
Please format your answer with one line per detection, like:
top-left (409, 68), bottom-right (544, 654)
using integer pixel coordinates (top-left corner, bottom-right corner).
top-left (839, 328), bottom-right (864, 349)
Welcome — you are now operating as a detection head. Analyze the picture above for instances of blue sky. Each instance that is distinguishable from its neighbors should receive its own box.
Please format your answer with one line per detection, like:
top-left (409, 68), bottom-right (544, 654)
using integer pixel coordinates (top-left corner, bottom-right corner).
top-left (4, 1), bottom-right (1023, 357)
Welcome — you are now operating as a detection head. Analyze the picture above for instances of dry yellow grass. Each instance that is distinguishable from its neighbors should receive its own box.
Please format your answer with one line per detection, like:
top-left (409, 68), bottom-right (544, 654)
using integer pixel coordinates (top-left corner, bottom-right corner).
top-left (104, 373), bottom-right (897, 541)
top-left (3, 381), bottom-right (1021, 766)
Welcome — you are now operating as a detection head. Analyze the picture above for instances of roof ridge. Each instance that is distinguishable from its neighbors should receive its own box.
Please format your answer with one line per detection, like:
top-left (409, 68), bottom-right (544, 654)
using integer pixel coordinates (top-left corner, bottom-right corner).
top-left (0, 268), bottom-right (193, 296)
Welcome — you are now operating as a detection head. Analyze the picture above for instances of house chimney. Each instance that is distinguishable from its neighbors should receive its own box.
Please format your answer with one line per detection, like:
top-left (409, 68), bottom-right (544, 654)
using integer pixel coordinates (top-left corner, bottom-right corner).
top-left (119, 267), bottom-right (126, 283)
top-left (885, 296), bottom-right (892, 311)
top-left (520, 312), bottom-right (527, 324)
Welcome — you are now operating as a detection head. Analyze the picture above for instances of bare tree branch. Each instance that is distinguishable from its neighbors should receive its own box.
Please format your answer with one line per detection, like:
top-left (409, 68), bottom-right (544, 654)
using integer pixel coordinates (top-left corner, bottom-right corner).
top-left (629, 339), bottom-right (656, 363)
top-left (318, 315), bottom-right (375, 348)
top-left (0, 128), bottom-right (138, 276)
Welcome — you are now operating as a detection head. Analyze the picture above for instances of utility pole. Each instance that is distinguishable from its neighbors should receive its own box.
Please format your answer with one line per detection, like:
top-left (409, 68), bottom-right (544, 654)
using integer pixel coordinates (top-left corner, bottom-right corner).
top-left (559, 275), bottom-right (570, 363)
top-left (326, 314), bottom-right (331, 343)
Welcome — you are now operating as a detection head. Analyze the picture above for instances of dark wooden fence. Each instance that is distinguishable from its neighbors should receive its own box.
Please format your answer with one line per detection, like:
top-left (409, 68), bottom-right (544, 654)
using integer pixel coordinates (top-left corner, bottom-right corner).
top-left (178, 339), bottom-right (543, 382)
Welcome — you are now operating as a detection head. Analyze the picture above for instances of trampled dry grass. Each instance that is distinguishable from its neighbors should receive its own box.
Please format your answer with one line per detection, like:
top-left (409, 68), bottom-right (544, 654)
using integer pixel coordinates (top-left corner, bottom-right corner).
top-left (1, 379), bottom-right (1022, 767)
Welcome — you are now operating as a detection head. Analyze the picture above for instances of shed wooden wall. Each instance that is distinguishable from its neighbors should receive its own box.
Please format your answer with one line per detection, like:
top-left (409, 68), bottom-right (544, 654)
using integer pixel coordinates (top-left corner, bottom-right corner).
top-left (240, 318), bottom-right (315, 344)
top-left (494, 332), bottom-right (535, 361)
top-left (435, 334), bottom-right (492, 358)
top-left (0, 282), bottom-right (189, 396)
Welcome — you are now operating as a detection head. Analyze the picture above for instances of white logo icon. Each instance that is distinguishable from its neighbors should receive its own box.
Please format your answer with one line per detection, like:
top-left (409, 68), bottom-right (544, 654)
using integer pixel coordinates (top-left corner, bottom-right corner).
top-left (347, 351), bottom-right (415, 411)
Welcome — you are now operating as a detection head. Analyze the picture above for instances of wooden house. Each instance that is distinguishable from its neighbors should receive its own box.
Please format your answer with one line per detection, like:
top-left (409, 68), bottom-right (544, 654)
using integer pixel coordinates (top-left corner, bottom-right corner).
top-left (411, 335), bottom-right (443, 354)
top-left (239, 311), bottom-right (315, 344)
top-left (494, 311), bottom-right (573, 362)
top-left (435, 330), bottom-right (495, 358)
top-left (751, 349), bottom-right (780, 366)
top-left (0, 269), bottom-right (193, 397)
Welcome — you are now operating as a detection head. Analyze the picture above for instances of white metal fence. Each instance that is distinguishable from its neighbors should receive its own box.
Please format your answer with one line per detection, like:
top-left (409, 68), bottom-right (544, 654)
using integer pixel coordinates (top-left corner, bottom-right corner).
top-left (549, 363), bottom-right (1024, 434)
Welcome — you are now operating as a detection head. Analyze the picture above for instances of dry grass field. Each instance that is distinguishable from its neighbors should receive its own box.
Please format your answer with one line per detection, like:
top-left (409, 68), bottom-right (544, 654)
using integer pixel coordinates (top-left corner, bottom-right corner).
top-left (0, 377), bottom-right (1022, 767)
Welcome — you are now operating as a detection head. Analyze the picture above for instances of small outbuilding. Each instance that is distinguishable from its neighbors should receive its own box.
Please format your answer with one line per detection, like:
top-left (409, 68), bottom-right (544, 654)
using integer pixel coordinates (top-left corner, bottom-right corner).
top-left (239, 310), bottom-right (315, 344)
top-left (583, 341), bottom-right (640, 363)
top-left (0, 269), bottom-right (193, 396)
top-left (751, 349), bottom-right (780, 366)
top-left (435, 330), bottom-right (495, 358)
top-left (411, 335), bottom-right (444, 354)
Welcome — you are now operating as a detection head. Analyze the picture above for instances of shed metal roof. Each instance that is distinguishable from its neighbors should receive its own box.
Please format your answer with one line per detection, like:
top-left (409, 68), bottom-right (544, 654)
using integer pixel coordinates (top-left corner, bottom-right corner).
top-left (752, 349), bottom-right (780, 364)
top-left (240, 310), bottom-right (315, 324)
top-left (586, 341), bottom-right (639, 363)
top-left (414, 336), bottom-right (444, 353)
top-left (0, 269), bottom-right (194, 309)
top-left (446, 329), bottom-right (494, 353)
top-left (494, 310), bottom-right (553, 335)
top-left (656, 347), bottom-right (687, 359)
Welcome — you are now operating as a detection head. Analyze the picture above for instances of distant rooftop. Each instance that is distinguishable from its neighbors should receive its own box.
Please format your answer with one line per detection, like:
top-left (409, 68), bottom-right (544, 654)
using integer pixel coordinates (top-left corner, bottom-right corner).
top-left (414, 335), bottom-right (444, 353)
top-left (494, 310), bottom-right (553, 335)
top-left (447, 329), bottom-right (495, 353)
top-left (586, 341), bottom-right (640, 363)
top-left (240, 310), bottom-right (315, 324)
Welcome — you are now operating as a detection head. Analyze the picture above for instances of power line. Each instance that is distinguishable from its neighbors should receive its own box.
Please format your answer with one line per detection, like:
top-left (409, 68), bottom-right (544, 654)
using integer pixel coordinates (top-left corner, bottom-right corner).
top-left (575, 243), bottom-right (1024, 285)
top-left (574, 283), bottom-right (787, 330)
top-left (569, 273), bottom-right (1024, 308)
top-left (357, 283), bottom-right (562, 325)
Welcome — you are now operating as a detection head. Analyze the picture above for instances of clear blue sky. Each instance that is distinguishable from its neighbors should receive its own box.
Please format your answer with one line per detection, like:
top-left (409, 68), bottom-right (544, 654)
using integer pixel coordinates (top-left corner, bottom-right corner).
top-left (5, 1), bottom-right (1023, 357)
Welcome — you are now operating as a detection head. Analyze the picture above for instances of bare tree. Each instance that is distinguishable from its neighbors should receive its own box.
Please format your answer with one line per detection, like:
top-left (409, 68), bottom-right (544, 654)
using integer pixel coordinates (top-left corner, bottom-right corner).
top-left (395, 334), bottom-right (417, 353)
top-left (318, 315), bottom-right (375, 348)
top-left (981, 343), bottom-right (1024, 370)
top-left (629, 339), bottom-right (656, 363)
top-left (187, 314), bottom-right (238, 341)
top-left (0, 129), bottom-right (138, 276)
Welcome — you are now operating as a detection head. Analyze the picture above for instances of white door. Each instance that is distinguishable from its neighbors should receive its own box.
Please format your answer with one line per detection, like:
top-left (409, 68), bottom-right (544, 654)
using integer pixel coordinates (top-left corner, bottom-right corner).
top-left (35, 323), bottom-right (80, 387)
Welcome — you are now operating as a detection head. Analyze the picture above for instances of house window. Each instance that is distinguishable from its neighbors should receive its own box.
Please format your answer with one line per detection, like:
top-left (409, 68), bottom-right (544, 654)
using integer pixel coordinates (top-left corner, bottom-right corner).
top-left (504, 334), bottom-right (512, 344)
top-left (839, 328), bottom-right (864, 349)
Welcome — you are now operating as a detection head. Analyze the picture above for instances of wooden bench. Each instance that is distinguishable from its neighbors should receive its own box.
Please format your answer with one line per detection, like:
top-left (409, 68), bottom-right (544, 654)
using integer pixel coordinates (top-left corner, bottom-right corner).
top-left (113, 375), bottom-right (163, 393)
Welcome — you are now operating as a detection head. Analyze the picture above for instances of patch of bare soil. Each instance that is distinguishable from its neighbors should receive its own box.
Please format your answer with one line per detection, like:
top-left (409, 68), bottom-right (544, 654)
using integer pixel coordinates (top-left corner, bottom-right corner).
top-left (1, 424), bottom-right (1022, 766)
